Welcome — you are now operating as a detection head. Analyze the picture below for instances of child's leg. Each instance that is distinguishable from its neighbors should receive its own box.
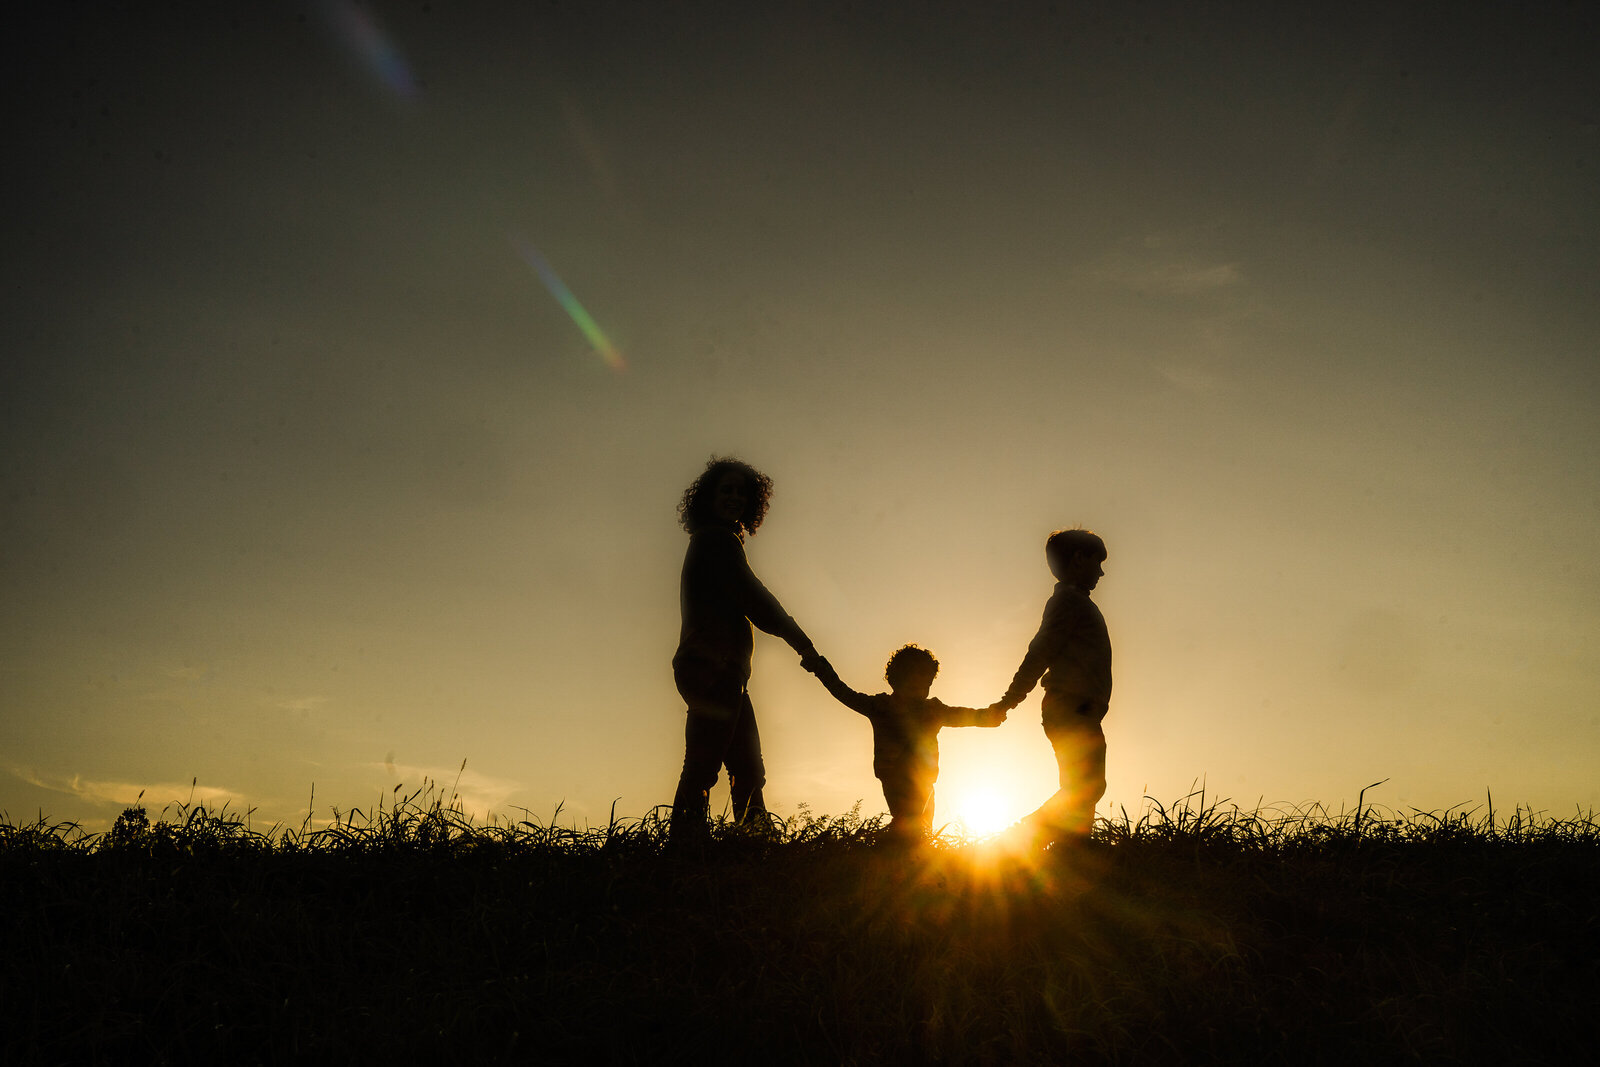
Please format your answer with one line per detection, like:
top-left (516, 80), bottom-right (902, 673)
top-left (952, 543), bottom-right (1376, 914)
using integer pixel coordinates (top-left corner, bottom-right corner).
top-left (881, 772), bottom-right (930, 838)
top-left (1041, 695), bottom-right (1108, 836)
top-left (914, 784), bottom-right (936, 837)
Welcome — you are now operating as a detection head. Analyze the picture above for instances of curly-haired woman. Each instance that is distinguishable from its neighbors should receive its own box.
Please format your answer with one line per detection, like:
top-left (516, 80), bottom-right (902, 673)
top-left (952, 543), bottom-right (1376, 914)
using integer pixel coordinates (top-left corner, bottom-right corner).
top-left (670, 456), bottom-right (819, 842)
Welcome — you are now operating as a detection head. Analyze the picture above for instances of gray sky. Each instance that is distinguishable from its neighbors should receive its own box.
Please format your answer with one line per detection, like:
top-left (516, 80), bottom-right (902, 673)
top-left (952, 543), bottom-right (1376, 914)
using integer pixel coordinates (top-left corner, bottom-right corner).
top-left (4, 1), bottom-right (1597, 833)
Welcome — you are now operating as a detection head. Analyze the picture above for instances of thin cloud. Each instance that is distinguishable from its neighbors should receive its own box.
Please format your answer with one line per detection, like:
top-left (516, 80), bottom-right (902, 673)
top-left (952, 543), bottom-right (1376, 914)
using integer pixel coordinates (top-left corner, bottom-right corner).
top-left (1156, 363), bottom-right (1223, 396)
top-left (368, 760), bottom-right (524, 820)
top-left (9, 766), bottom-right (243, 810)
top-left (163, 665), bottom-right (211, 682)
top-left (1093, 255), bottom-right (1244, 296)
top-left (108, 665), bottom-right (325, 717)
top-left (1087, 232), bottom-right (1246, 297)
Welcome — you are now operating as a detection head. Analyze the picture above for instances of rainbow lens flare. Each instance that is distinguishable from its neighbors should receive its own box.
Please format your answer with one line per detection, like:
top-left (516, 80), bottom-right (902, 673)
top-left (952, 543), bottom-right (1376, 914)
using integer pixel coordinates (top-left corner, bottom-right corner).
top-left (512, 239), bottom-right (626, 372)
top-left (319, 0), bottom-right (419, 100)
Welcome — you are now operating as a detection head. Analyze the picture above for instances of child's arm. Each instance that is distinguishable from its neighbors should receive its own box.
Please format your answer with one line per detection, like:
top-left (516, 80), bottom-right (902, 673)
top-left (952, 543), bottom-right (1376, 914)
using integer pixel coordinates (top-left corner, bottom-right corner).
top-left (811, 658), bottom-right (878, 717)
top-left (1001, 592), bottom-right (1069, 706)
top-left (935, 699), bottom-right (1008, 728)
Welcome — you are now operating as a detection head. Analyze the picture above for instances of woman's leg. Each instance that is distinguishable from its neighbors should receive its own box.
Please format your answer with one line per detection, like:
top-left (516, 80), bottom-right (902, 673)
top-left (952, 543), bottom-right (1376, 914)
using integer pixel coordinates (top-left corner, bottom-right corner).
top-left (724, 690), bottom-right (768, 825)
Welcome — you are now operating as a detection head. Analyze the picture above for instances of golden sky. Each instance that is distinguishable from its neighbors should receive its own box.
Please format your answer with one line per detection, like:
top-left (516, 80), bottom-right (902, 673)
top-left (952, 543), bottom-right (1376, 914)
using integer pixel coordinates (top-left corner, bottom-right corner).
top-left (3, 1), bottom-right (1596, 833)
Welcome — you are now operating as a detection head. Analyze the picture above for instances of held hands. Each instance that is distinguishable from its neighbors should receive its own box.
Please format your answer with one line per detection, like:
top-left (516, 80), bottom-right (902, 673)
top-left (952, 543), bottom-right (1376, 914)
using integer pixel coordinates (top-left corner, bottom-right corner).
top-left (805, 654), bottom-right (844, 690)
top-left (798, 647), bottom-right (827, 675)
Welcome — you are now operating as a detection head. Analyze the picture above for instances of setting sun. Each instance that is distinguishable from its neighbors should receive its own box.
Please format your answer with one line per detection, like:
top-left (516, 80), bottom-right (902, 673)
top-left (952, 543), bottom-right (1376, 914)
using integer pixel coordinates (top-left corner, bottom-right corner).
top-left (944, 786), bottom-right (1015, 838)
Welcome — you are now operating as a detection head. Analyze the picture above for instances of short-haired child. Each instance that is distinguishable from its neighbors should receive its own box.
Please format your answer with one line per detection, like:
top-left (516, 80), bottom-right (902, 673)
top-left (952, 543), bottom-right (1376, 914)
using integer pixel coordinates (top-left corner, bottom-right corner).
top-left (997, 529), bottom-right (1112, 842)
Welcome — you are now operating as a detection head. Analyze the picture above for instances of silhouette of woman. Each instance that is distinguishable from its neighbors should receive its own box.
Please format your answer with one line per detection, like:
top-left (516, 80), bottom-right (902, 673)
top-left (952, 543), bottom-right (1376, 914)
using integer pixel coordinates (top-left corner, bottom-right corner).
top-left (670, 457), bottom-right (818, 842)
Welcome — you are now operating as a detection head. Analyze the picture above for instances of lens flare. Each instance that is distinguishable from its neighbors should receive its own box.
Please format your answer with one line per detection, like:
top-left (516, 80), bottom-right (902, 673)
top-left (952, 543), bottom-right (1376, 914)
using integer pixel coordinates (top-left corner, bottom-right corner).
top-left (319, 0), bottom-right (419, 100)
top-left (947, 786), bottom-right (1015, 838)
top-left (512, 238), bottom-right (626, 372)
top-left (562, 97), bottom-right (624, 209)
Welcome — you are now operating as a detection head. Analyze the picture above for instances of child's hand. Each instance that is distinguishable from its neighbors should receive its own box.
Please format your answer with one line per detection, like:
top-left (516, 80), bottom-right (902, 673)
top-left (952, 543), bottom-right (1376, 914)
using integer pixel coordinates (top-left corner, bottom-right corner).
top-left (800, 650), bottom-right (829, 675)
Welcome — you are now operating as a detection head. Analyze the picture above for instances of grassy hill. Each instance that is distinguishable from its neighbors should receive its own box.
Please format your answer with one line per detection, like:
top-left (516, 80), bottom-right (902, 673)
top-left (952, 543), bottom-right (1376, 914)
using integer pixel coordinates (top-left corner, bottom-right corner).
top-left (3, 793), bottom-right (1596, 1064)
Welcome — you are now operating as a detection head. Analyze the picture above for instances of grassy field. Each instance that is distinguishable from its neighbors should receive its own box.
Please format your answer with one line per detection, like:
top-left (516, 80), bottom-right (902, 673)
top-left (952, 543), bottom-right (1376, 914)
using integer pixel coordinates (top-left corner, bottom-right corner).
top-left (3, 789), bottom-right (1596, 1065)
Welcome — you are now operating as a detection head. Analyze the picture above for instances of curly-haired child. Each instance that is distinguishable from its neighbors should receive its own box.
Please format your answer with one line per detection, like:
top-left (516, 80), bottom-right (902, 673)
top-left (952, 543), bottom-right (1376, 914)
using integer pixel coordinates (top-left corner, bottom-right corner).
top-left (813, 645), bottom-right (1006, 840)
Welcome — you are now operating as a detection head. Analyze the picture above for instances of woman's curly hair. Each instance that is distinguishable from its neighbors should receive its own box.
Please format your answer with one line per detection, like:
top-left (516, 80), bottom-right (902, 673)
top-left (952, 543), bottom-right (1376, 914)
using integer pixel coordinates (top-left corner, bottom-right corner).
top-left (677, 457), bottom-right (774, 535)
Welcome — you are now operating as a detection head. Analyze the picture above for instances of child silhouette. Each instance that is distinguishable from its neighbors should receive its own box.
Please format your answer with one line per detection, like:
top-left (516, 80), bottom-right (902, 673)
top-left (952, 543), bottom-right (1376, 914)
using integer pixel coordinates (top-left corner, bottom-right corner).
top-left (997, 528), bottom-right (1113, 844)
top-left (813, 645), bottom-right (1006, 840)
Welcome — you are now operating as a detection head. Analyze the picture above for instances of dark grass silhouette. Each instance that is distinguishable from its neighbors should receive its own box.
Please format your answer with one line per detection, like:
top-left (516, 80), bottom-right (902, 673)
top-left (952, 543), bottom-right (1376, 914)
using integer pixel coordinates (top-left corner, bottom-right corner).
top-left (3, 786), bottom-right (1597, 1064)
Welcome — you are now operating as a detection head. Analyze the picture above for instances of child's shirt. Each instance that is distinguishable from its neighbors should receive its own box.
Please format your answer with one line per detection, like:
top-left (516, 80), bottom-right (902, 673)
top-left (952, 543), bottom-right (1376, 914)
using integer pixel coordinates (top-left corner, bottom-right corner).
top-left (815, 663), bottom-right (1003, 782)
top-left (1004, 581), bottom-right (1113, 710)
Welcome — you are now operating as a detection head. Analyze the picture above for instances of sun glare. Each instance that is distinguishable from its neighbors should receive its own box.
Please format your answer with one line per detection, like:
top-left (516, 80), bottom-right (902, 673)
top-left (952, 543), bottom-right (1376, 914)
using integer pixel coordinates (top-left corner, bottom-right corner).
top-left (945, 786), bottom-right (1014, 838)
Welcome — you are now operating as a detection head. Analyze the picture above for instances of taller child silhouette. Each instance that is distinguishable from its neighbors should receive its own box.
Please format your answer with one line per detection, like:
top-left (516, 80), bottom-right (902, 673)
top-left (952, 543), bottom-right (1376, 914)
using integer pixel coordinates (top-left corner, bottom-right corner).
top-left (998, 528), bottom-right (1113, 843)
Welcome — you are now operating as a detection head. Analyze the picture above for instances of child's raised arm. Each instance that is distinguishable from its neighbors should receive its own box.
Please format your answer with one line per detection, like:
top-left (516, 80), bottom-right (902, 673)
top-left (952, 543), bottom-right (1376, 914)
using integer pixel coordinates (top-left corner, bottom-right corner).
top-left (812, 658), bottom-right (877, 717)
